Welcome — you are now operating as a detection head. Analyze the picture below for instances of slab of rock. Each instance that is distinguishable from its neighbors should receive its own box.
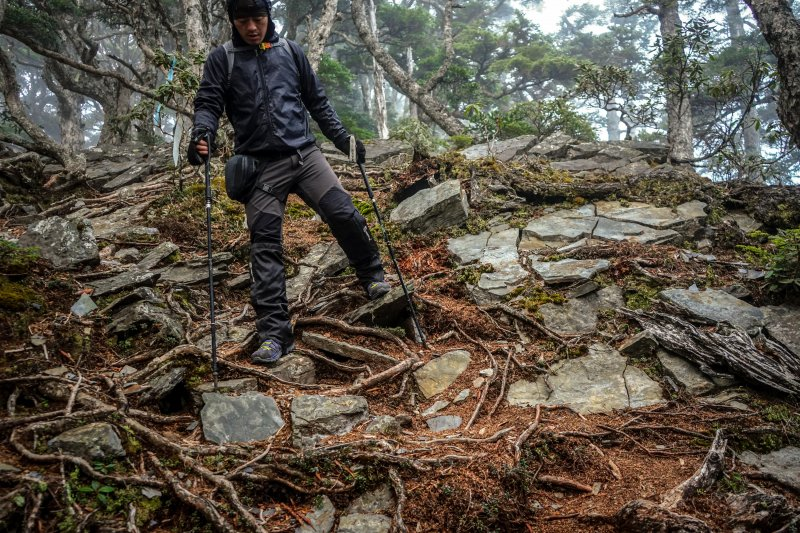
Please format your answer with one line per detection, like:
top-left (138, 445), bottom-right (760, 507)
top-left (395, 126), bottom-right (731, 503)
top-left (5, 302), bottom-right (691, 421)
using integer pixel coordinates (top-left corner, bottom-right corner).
top-left (106, 300), bottom-right (184, 344)
top-left (48, 422), bottom-right (126, 461)
top-left (530, 258), bottom-right (610, 285)
top-left (426, 415), bottom-right (462, 432)
top-left (88, 270), bottom-right (160, 297)
top-left (507, 344), bottom-right (663, 414)
top-left (389, 180), bottom-right (468, 233)
top-left (296, 495), bottom-right (336, 533)
top-left (593, 217), bottom-right (680, 244)
top-left (158, 255), bottom-right (231, 285)
top-left (364, 415), bottom-right (401, 436)
top-left (101, 162), bottom-right (153, 192)
top-left (346, 484), bottom-right (394, 515)
top-left (138, 366), bottom-right (187, 405)
top-left (82, 203), bottom-right (152, 240)
top-left (656, 349), bottom-right (715, 395)
top-left (763, 305), bottom-right (800, 356)
top-left (740, 447), bottom-right (800, 492)
top-left (269, 353), bottom-right (317, 385)
top-left (18, 216), bottom-right (99, 270)
top-left (302, 332), bottom-right (398, 365)
top-left (539, 286), bottom-right (624, 335)
top-left (413, 350), bottom-right (471, 399)
top-left (201, 392), bottom-right (284, 444)
top-left (136, 242), bottom-right (179, 271)
top-left (473, 228), bottom-right (529, 301)
top-left (660, 288), bottom-right (765, 332)
top-left (346, 283), bottom-right (413, 327)
top-left (338, 513), bottom-right (392, 533)
top-left (447, 232), bottom-right (491, 264)
top-left (422, 400), bottom-right (450, 417)
top-left (521, 214), bottom-right (598, 245)
top-left (291, 395), bottom-right (369, 448)
top-left (461, 135), bottom-right (539, 162)
top-left (619, 331), bottom-right (659, 357)
top-left (196, 326), bottom-right (254, 353)
top-left (191, 378), bottom-right (259, 408)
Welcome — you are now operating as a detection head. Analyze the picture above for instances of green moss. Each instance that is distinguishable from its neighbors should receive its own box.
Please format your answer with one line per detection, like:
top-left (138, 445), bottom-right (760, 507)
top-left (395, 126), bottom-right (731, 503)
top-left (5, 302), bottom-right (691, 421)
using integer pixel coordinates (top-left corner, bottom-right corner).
top-left (0, 276), bottom-right (40, 311)
top-left (624, 278), bottom-right (662, 310)
top-left (508, 284), bottom-right (566, 312)
top-left (0, 239), bottom-right (40, 274)
top-left (286, 202), bottom-right (317, 219)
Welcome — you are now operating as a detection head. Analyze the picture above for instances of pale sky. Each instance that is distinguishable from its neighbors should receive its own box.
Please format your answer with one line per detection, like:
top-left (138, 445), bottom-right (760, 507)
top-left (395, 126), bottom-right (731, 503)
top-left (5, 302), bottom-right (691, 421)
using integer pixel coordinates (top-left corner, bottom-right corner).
top-left (529, 0), bottom-right (602, 34)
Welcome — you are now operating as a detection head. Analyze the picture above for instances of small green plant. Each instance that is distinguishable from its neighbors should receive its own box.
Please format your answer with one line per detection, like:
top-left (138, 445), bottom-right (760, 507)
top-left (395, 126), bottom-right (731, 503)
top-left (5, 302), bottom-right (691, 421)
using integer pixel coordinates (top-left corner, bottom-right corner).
top-left (76, 480), bottom-right (116, 508)
top-left (764, 228), bottom-right (800, 294)
top-left (391, 118), bottom-right (444, 160)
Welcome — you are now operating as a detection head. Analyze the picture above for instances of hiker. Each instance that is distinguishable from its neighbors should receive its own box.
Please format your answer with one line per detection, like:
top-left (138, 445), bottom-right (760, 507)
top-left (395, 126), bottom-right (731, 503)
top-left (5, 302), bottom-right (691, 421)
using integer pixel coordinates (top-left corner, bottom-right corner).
top-left (188, 0), bottom-right (389, 364)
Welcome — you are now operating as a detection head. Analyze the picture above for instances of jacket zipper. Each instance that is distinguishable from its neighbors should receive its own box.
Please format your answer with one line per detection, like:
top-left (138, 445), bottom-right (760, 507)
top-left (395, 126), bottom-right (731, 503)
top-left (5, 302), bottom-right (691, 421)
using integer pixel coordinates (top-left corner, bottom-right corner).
top-left (255, 49), bottom-right (274, 136)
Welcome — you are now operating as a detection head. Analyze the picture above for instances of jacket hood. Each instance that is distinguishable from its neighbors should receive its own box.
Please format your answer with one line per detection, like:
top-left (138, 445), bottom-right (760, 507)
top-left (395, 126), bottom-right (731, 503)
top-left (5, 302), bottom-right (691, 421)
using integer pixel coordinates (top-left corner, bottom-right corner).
top-left (226, 0), bottom-right (276, 45)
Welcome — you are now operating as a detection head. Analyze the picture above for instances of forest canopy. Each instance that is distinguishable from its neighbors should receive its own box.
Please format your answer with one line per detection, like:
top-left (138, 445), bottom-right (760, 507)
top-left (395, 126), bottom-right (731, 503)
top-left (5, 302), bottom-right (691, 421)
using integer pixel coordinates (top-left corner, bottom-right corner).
top-left (1, 0), bottom-right (799, 184)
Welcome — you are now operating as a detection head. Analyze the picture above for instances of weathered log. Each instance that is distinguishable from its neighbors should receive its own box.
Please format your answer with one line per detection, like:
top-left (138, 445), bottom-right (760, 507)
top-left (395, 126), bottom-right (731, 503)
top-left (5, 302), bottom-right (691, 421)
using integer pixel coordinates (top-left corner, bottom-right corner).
top-left (615, 499), bottom-right (712, 532)
top-left (620, 309), bottom-right (800, 397)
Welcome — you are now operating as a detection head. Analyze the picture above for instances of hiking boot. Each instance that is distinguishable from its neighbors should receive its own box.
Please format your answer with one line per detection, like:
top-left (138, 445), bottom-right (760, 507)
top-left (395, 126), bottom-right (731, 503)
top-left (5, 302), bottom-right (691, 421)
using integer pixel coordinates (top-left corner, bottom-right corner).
top-left (251, 338), bottom-right (294, 364)
top-left (365, 280), bottom-right (391, 300)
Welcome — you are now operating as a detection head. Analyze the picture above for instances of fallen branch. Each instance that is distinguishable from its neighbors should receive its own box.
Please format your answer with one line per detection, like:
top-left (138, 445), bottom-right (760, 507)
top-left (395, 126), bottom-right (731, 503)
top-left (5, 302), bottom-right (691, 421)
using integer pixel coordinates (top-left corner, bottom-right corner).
top-left (328, 357), bottom-right (420, 395)
top-left (295, 315), bottom-right (417, 359)
top-left (389, 467), bottom-right (408, 533)
top-left (537, 475), bottom-right (594, 493)
top-left (661, 429), bottom-right (727, 509)
top-left (514, 404), bottom-right (541, 464)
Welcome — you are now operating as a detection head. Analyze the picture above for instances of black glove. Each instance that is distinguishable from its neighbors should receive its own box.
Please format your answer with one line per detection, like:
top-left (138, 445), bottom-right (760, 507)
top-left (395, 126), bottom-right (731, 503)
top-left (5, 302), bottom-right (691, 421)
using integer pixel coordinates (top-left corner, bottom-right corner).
top-left (334, 135), bottom-right (366, 164)
top-left (355, 139), bottom-right (366, 165)
top-left (187, 127), bottom-right (214, 166)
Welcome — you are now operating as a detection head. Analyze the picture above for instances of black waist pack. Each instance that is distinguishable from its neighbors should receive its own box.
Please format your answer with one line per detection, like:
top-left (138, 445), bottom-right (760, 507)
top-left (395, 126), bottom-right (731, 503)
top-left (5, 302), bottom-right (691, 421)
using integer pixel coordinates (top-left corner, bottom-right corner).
top-left (224, 154), bottom-right (262, 203)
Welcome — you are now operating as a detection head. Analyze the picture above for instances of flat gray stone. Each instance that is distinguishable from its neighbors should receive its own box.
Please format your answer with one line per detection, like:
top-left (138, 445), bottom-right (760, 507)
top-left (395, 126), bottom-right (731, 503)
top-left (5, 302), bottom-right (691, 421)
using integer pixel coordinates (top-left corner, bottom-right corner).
top-left (475, 228), bottom-right (528, 300)
top-left (346, 484), bottom-right (394, 514)
top-left (191, 378), bottom-right (259, 408)
top-left (726, 212), bottom-right (762, 233)
top-left (364, 415), bottom-right (401, 436)
top-left (522, 214), bottom-right (598, 243)
top-left (447, 232), bottom-right (491, 264)
top-left (48, 422), bottom-right (126, 461)
top-left (338, 513), bottom-right (392, 533)
top-left (389, 180), bottom-right (469, 233)
top-left (291, 395), bottom-right (369, 448)
top-left (136, 242), bottom-right (179, 271)
top-left (83, 203), bottom-right (152, 240)
top-left (460, 135), bottom-right (539, 161)
top-left (507, 344), bottom-right (663, 414)
top-left (346, 283), bottom-right (414, 327)
top-left (269, 353), bottom-right (317, 385)
top-left (106, 300), bottom-right (184, 344)
top-left (414, 350), bottom-right (471, 399)
top-left (530, 258), bottom-right (610, 285)
top-left (296, 495), bottom-right (336, 533)
top-left (422, 400), bottom-right (450, 417)
top-left (139, 366), bottom-right (187, 404)
top-left (287, 264), bottom-right (316, 302)
top-left (656, 349), bottom-right (715, 395)
top-left (158, 255), bottom-right (231, 285)
top-left (201, 392), bottom-right (284, 444)
top-left (453, 389), bottom-right (470, 403)
top-left (763, 305), bottom-right (800, 356)
top-left (619, 331), bottom-right (659, 357)
top-left (18, 216), bottom-right (99, 271)
top-left (660, 288), bottom-right (765, 332)
top-left (539, 286), bottom-right (624, 335)
top-left (740, 447), bottom-right (800, 492)
top-left (88, 270), bottom-right (160, 297)
top-left (196, 326), bottom-right (254, 353)
top-left (426, 415), bottom-right (462, 432)
top-left (675, 200), bottom-right (708, 221)
top-left (594, 217), bottom-right (680, 244)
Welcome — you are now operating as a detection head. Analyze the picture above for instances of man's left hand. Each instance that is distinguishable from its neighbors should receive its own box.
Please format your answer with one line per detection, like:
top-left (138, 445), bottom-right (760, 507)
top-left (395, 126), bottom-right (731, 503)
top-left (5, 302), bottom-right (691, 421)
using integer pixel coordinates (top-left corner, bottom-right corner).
top-left (355, 139), bottom-right (366, 165)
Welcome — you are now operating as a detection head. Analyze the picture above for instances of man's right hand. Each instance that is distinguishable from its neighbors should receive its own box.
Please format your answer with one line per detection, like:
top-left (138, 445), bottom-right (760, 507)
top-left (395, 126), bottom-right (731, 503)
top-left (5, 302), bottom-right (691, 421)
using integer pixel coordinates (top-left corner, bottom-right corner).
top-left (187, 128), bottom-right (213, 165)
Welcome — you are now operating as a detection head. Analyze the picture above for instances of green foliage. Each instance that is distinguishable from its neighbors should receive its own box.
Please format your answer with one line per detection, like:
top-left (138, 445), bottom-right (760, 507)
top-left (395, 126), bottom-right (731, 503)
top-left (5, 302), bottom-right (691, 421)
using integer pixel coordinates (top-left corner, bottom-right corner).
top-left (764, 229), bottom-right (800, 294)
top-left (316, 55), bottom-right (355, 94)
top-left (390, 118), bottom-right (444, 160)
top-left (464, 104), bottom-right (505, 150)
top-left (501, 99), bottom-right (597, 142)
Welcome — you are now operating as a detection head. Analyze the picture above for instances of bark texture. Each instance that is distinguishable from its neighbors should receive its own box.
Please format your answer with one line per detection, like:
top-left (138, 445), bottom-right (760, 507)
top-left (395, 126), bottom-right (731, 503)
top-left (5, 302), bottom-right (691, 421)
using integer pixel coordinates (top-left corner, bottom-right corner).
top-left (744, 0), bottom-right (800, 150)
top-left (305, 0), bottom-right (338, 71)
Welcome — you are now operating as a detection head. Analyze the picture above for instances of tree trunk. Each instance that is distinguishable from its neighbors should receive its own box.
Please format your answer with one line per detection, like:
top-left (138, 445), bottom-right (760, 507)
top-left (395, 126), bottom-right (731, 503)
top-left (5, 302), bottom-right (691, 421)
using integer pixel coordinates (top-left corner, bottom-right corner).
top-left (350, 0), bottom-right (464, 136)
top-left (305, 0), bottom-right (338, 71)
top-left (367, 0), bottom-right (389, 139)
top-left (406, 46), bottom-right (418, 120)
top-left (726, 0), bottom-right (761, 165)
top-left (743, 0), bottom-right (800, 151)
top-left (658, 0), bottom-right (694, 162)
top-left (181, 0), bottom-right (208, 55)
top-left (43, 60), bottom-right (84, 153)
top-left (0, 47), bottom-right (85, 175)
top-left (606, 100), bottom-right (622, 141)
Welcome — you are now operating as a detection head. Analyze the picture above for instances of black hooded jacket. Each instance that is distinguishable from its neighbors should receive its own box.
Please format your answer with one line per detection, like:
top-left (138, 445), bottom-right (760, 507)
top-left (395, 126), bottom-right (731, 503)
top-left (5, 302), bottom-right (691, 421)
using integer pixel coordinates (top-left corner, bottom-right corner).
top-left (193, 1), bottom-right (350, 155)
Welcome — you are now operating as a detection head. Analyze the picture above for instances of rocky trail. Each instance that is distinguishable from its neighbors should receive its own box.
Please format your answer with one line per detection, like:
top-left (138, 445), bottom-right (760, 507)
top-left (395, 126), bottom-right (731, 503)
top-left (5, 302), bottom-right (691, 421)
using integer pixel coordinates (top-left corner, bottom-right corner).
top-left (1, 135), bottom-right (799, 532)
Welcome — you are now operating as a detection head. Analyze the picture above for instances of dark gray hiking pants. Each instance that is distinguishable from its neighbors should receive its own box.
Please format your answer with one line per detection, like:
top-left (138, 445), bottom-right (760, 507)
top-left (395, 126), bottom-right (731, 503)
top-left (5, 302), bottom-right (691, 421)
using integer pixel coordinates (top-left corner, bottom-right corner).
top-left (245, 144), bottom-right (384, 345)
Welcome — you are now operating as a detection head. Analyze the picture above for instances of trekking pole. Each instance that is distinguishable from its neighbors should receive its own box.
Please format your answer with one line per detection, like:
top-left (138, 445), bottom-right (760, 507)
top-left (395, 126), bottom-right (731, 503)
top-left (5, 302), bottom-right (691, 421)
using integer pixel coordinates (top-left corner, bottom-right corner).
top-left (202, 133), bottom-right (220, 391)
top-left (356, 157), bottom-right (427, 347)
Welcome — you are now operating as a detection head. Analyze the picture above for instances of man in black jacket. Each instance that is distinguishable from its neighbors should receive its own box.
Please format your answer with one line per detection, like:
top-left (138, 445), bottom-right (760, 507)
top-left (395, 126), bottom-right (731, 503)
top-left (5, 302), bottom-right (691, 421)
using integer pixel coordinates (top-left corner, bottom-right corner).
top-left (188, 0), bottom-right (389, 364)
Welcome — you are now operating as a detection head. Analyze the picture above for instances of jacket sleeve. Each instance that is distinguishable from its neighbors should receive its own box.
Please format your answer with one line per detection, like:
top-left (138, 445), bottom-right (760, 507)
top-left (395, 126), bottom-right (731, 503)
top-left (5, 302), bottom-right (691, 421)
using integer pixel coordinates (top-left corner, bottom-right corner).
top-left (292, 42), bottom-right (350, 147)
top-left (193, 46), bottom-right (228, 135)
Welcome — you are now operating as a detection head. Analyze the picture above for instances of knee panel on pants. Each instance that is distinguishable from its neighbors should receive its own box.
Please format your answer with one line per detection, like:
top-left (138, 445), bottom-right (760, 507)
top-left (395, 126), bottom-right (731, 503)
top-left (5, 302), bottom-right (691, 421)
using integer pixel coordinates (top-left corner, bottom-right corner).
top-left (250, 212), bottom-right (283, 246)
top-left (317, 186), bottom-right (358, 225)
